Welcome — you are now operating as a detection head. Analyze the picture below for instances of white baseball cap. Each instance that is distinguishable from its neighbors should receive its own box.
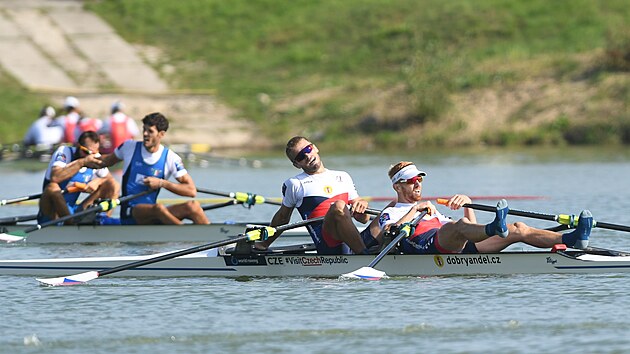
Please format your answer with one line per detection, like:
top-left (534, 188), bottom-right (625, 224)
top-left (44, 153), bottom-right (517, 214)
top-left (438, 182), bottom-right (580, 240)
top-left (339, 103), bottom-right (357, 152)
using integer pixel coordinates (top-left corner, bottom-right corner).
top-left (390, 164), bottom-right (427, 184)
top-left (40, 106), bottom-right (56, 118)
top-left (63, 96), bottom-right (79, 108)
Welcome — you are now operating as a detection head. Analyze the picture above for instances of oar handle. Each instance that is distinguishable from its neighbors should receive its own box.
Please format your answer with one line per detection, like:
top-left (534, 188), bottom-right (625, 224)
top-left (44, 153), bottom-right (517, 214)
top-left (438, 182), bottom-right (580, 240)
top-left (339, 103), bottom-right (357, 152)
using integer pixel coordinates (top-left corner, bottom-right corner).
top-left (367, 209), bottom-right (428, 268)
top-left (365, 207), bottom-right (380, 216)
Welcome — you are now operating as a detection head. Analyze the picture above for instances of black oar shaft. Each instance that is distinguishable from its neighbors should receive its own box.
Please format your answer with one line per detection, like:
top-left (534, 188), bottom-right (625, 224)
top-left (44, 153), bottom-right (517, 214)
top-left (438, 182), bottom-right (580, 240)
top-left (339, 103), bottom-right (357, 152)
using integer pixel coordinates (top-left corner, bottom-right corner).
top-left (196, 188), bottom-right (232, 198)
top-left (196, 188), bottom-right (282, 206)
top-left (1, 193), bottom-right (42, 206)
top-left (201, 199), bottom-right (239, 211)
top-left (463, 203), bottom-right (558, 222)
top-left (99, 234), bottom-right (250, 276)
top-left (0, 214), bottom-right (38, 225)
top-left (98, 216), bottom-right (325, 277)
top-left (1, 184), bottom-right (83, 206)
top-left (595, 221), bottom-right (630, 233)
top-left (463, 202), bottom-right (630, 233)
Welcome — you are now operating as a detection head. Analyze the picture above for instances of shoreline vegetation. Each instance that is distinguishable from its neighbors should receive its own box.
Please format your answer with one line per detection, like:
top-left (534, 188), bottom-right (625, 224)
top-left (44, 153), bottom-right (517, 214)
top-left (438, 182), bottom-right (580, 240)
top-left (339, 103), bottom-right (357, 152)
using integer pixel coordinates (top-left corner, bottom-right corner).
top-left (1, 0), bottom-right (628, 153)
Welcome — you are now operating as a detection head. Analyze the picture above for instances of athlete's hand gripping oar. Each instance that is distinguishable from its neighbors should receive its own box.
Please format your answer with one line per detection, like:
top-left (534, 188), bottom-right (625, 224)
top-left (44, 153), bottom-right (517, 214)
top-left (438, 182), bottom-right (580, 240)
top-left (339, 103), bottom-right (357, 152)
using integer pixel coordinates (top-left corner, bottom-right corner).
top-left (436, 198), bottom-right (630, 233)
top-left (341, 208), bottom-right (429, 281)
top-left (0, 182), bottom-right (87, 207)
top-left (36, 216), bottom-right (326, 286)
top-left (0, 190), bottom-right (152, 243)
top-left (196, 188), bottom-right (281, 207)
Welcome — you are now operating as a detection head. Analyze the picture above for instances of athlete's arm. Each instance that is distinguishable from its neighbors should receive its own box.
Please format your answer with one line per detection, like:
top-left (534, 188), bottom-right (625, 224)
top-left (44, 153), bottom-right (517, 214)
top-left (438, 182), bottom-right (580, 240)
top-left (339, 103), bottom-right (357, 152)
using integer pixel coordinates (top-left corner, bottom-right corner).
top-left (442, 194), bottom-right (476, 223)
top-left (257, 204), bottom-right (294, 249)
top-left (147, 173), bottom-right (197, 197)
top-left (394, 201), bottom-right (435, 227)
top-left (50, 153), bottom-right (101, 184)
top-left (97, 153), bottom-right (121, 168)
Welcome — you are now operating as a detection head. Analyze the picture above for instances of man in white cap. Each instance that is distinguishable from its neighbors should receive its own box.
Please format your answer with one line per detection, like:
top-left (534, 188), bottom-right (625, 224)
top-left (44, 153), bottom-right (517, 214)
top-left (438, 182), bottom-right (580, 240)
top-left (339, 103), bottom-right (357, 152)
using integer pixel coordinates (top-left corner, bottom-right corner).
top-left (99, 100), bottom-right (139, 153)
top-left (256, 136), bottom-right (375, 255)
top-left (376, 161), bottom-right (593, 254)
top-left (23, 105), bottom-right (64, 148)
top-left (55, 96), bottom-right (82, 143)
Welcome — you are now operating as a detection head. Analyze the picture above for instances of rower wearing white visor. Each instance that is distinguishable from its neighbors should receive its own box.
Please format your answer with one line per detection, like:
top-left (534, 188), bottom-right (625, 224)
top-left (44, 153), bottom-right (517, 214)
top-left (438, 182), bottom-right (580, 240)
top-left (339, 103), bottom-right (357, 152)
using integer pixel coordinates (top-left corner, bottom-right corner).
top-left (376, 161), bottom-right (594, 254)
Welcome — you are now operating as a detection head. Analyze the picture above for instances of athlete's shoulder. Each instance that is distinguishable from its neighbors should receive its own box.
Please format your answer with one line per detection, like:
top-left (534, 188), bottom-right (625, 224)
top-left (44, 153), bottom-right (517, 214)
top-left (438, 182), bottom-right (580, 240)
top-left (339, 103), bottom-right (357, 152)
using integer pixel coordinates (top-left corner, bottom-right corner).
top-left (121, 140), bottom-right (139, 149)
top-left (50, 145), bottom-right (74, 166)
top-left (287, 171), bottom-right (310, 183)
top-left (52, 144), bottom-right (72, 155)
top-left (114, 140), bottom-right (138, 159)
top-left (166, 149), bottom-right (186, 174)
top-left (325, 169), bottom-right (354, 181)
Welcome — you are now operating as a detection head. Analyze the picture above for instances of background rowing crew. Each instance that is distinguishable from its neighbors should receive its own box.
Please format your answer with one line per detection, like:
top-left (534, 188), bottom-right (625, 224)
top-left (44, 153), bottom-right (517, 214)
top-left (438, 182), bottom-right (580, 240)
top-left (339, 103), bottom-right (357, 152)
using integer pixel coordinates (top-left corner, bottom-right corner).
top-left (37, 112), bottom-right (208, 227)
top-left (22, 96), bottom-right (139, 154)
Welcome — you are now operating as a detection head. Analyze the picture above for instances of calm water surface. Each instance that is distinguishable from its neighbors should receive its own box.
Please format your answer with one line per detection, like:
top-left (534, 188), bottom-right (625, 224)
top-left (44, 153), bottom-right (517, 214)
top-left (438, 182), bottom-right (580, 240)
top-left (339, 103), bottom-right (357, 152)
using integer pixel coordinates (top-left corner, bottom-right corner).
top-left (1, 148), bottom-right (630, 353)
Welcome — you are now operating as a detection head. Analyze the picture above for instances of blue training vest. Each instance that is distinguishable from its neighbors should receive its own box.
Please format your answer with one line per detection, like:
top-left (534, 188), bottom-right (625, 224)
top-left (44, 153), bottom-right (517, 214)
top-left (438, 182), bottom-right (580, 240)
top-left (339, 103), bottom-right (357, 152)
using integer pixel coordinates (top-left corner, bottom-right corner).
top-left (42, 146), bottom-right (95, 208)
top-left (120, 142), bottom-right (169, 221)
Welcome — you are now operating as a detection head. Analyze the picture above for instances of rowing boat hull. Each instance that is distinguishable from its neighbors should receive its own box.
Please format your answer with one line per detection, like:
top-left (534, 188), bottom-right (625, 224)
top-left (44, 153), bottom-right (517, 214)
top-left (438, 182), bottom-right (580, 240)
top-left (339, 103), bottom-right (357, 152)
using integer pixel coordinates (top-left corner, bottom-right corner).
top-left (2, 248), bottom-right (630, 277)
top-left (1, 223), bottom-right (310, 244)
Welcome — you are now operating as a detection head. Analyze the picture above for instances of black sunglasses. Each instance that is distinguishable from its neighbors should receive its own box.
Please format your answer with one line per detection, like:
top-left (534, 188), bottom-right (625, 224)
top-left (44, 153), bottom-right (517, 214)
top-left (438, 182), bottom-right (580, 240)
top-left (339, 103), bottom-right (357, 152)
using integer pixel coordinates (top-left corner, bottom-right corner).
top-left (293, 144), bottom-right (314, 163)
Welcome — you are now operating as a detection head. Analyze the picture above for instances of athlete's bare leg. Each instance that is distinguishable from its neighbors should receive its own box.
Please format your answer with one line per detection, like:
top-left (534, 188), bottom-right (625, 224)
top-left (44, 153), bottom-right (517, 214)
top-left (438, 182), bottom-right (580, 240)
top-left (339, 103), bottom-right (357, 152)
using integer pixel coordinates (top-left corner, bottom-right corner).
top-left (132, 203), bottom-right (183, 225)
top-left (168, 200), bottom-right (210, 224)
top-left (323, 200), bottom-right (366, 254)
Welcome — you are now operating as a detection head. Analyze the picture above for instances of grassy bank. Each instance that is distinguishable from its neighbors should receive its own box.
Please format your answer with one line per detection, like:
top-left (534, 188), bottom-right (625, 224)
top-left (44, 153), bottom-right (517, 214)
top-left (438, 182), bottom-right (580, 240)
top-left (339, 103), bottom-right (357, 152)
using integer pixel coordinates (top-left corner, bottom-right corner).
top-left (87, 0), bottom-right (629, 150)
top-left (1, 0), bottom-right (628, 150)
top-left (0, 70), bottom-right (48, 144)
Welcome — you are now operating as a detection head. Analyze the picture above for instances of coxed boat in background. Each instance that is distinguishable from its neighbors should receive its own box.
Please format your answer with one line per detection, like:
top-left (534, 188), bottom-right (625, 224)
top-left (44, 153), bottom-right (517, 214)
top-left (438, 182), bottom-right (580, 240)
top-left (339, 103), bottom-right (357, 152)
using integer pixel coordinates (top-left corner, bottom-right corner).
top-left (0, 223), bottom-right (311, 244)
top-left (1, 244), bottom-right (630, 278)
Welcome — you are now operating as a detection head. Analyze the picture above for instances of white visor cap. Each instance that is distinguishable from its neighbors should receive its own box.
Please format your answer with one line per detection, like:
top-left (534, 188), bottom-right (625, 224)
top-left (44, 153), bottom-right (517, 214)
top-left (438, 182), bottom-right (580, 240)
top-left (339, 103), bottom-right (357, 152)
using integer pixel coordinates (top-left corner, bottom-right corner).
top-left (391, 164), bottom-right (427, 184)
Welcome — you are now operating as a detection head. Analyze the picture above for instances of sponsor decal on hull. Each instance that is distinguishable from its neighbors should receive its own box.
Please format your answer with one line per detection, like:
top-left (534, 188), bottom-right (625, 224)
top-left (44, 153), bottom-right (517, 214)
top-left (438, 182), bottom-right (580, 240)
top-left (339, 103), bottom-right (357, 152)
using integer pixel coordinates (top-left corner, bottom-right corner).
top-left (224, 255), bottom-right (350, 267)
top-left (434, 254), bottom-right (503, 268)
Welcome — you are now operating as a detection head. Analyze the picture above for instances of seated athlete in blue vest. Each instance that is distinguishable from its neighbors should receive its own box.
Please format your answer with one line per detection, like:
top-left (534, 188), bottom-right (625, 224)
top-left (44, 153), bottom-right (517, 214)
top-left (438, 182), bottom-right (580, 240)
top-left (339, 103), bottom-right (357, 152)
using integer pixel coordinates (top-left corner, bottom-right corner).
top-left (38, 131), bottom-right (118, 224)
top-left (97, 112), bottom-right (209, 225)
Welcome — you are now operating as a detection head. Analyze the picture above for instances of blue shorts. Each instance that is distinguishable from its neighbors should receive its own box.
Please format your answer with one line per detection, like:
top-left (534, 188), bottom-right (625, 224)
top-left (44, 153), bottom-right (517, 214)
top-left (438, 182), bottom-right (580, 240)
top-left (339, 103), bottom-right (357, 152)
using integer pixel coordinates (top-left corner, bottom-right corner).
top-left (401, 229), bottom-right (479, 254)
top-left (37, 204), bottom-right (83, 224)
top-left (310, 226), bottom-right (379, 255)
top-left (98, 214), bottom-right (122, 225)
top-left (120, 217), bottom-right (137, 225)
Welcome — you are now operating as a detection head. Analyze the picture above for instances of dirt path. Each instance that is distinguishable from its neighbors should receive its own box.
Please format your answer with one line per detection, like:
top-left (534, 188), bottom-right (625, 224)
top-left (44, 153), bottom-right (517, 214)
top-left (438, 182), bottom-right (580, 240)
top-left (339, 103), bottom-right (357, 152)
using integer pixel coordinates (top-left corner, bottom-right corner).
top-left (0, 0), bottom-right (259, 150)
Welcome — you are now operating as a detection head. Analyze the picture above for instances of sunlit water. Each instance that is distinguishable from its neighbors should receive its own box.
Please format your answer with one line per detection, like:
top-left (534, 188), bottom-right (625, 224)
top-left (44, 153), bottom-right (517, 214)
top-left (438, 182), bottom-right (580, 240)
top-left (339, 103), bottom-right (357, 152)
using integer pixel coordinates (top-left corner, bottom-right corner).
top-left (1, 147), bottom-right (630, 353)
